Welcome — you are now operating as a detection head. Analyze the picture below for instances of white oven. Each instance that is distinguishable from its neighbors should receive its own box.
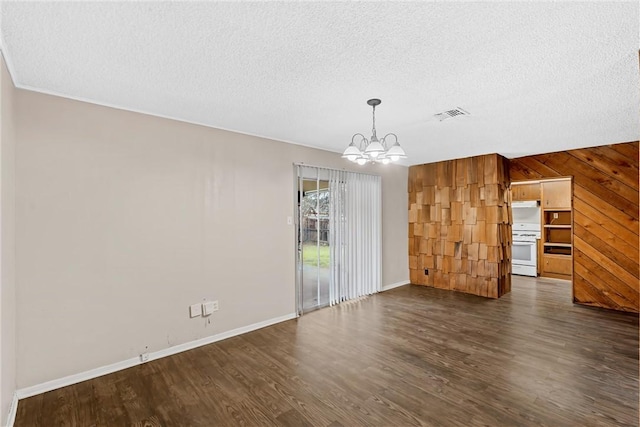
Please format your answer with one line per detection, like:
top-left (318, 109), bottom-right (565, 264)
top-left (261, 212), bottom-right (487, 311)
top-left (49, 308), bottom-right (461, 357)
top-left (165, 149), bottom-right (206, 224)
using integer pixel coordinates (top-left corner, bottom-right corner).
top-left (512, 241), bottom-right (537, 276)
top-left (512, 222), bottom-right (540, 277)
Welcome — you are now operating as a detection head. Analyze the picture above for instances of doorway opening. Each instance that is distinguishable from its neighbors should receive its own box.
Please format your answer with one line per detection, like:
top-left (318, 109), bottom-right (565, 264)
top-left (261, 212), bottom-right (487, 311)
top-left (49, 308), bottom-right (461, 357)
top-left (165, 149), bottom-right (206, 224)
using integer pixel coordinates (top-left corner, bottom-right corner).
top-left (510, 177), bottom-right (573, 281)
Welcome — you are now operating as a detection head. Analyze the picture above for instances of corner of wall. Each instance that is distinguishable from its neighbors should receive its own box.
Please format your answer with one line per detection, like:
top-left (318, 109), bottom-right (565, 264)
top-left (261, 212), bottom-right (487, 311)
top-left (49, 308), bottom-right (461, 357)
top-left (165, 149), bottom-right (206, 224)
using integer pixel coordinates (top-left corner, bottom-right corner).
top-left (0, 50), bottom-right (17, 426)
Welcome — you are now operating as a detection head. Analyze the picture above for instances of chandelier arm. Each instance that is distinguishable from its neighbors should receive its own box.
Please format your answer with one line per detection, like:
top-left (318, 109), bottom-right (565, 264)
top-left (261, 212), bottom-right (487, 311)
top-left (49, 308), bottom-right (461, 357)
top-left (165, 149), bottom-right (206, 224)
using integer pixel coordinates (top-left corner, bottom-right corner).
top-left (351, 133), bottom-right (369, 151)
top-left (380, 133), bottom-right (398, 149)
top-left (381, 133), bottom-right (399, 143)
top-left (351, 133), bottom-right (367, 142)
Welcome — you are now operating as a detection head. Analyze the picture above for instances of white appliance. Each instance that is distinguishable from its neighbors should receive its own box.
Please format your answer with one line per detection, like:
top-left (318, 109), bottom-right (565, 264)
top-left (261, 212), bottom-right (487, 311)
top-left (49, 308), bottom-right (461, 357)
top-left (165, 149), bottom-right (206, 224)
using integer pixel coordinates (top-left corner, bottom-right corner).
top-left (512, 200), bottom-right (538, 208)
top-left (512, 222), bottom-right (541, 277)
top-left (512, 201), bottom-right (540, 224)
top-left (511, 224), bottom-right (540, 277)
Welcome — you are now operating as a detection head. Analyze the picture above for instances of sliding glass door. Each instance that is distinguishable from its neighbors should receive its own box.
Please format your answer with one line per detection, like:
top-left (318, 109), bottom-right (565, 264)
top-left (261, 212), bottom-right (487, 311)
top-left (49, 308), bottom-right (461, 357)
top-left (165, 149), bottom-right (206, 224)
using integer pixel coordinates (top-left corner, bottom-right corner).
top-left (299, 177), bottom-right (330, 312)
top-left (296, 165), bottom-right (381, 315)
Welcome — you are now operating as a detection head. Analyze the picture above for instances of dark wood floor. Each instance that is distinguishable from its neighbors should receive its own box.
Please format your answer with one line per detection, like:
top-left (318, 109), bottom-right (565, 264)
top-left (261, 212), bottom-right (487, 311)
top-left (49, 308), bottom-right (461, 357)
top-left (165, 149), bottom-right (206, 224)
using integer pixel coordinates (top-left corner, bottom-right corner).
top-left (16, 276), bottom-right (639, 426)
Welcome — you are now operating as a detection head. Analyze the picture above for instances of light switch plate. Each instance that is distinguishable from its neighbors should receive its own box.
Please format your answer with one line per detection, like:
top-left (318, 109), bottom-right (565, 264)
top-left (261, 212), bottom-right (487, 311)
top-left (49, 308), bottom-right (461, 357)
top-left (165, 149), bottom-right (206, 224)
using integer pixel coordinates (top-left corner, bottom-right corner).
top-left (189, 303), bottom-right (201, 318)
top-left (202, 301), bottom-right (215, 316)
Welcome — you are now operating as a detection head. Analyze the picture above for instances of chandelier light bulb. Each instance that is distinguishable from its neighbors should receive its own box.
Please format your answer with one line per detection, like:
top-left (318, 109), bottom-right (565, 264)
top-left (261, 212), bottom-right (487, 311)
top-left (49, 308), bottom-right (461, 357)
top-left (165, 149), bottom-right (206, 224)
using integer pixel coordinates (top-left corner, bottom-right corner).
top-left (342, 98), bottom-right (407, 165)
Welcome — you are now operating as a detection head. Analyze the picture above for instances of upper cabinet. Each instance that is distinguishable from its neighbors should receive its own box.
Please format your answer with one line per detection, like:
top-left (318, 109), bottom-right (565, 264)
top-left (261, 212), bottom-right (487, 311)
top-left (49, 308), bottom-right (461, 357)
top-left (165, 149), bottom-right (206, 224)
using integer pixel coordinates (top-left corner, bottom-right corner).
top-left (511, 182), bottom-right (541, 201)
top-left (541, 179), bottom-right (572, 209)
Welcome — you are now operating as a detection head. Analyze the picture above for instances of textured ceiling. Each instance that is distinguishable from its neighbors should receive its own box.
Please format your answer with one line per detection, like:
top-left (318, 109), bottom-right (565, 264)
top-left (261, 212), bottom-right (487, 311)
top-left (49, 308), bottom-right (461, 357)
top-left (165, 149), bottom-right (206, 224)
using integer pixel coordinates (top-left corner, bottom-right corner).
top-left (1, 1), bottom-right (638, 166)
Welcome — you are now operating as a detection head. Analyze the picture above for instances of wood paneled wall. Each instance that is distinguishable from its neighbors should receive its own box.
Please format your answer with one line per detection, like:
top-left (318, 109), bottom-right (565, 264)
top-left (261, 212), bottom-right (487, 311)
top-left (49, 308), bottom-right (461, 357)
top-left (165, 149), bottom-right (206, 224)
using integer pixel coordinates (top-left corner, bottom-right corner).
top-left (408, 154), bottom-right (511, 298)
top-left (510, 141), bottom-right (639, 313)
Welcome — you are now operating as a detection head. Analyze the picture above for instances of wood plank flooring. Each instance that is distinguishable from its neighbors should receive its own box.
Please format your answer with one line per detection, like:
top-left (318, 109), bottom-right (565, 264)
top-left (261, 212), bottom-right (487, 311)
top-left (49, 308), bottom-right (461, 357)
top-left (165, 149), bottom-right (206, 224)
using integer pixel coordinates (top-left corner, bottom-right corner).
top-left (15, 276), bottom-right (639, 426)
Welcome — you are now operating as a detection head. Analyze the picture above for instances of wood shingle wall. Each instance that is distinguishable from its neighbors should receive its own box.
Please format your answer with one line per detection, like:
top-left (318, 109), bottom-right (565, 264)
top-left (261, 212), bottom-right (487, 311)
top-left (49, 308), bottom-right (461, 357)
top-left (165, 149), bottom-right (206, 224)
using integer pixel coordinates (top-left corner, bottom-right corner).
top-left (510, 141), bottom-right (639, 313)
top-left (408, 154), bottom-right (512, 298)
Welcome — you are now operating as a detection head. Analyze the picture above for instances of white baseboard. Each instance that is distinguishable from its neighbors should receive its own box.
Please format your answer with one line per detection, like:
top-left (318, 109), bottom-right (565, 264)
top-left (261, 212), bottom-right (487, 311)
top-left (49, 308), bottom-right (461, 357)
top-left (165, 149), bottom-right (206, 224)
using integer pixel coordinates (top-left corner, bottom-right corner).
top-left (16, 357), bottom-right (140, 400)
top-left (382, 280), bottom-right (410, 292)
top-left (147, 312), bottom-right (297, 362)
top-left (15, 312), bottom-right (297, 401)
top-left (5, 392), bottom-right (18, 427)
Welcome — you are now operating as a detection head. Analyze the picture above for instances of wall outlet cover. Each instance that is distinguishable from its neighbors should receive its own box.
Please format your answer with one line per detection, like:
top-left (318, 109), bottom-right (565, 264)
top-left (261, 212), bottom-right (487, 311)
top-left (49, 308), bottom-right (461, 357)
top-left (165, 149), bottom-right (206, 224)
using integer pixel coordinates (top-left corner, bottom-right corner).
top-left (140, 352), bottom-right (149, 363)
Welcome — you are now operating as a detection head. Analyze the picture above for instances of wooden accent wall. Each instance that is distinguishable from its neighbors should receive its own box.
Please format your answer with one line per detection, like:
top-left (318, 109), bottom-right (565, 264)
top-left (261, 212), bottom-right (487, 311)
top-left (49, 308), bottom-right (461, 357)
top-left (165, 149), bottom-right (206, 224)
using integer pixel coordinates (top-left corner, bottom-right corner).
top-left (408, 154), bottom-right (512, 298)
top-left (510, 141), bottom-right (639, 313)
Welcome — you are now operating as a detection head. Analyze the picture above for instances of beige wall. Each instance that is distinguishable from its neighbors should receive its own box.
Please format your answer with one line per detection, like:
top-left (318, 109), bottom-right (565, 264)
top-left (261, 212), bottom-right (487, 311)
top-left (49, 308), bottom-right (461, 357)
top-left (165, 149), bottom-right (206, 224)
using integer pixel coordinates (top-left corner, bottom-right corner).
top-left (1, 53), bottom-right (17, 422)
top-left (14, 89), bottom-right (408, 388)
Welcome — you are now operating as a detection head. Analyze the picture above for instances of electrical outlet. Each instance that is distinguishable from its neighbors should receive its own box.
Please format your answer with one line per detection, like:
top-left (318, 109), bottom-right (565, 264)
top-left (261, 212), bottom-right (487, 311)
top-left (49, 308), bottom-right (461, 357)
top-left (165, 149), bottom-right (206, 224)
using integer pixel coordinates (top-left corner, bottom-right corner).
top-left (212, 300), bottom-right (219, 311)
top-left (140, 352), bottom-right (149, 363)
top-left (424, 269), bottom-right (429, 276)
top-left (553, 212), bottom-right (559, 219)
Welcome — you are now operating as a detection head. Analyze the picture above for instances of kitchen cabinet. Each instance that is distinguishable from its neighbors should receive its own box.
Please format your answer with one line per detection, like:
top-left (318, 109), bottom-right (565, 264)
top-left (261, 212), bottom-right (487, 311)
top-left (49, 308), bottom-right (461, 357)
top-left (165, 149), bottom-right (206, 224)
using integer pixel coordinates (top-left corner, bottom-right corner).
top-left (542, 254), bottom-right (572, 277)
top-left (511, 182), bottom-right (541, 201)
top-left (541, 178), bottom-right (572, 279)
top-left (541, 179), bottom-right (571, 209)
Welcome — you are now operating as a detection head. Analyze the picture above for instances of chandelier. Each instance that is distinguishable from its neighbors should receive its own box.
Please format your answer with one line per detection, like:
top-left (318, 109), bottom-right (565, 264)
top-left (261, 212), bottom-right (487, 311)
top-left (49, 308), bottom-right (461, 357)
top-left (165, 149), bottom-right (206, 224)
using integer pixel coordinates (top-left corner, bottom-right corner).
top-left (342, 98), bottom-right (407, 165)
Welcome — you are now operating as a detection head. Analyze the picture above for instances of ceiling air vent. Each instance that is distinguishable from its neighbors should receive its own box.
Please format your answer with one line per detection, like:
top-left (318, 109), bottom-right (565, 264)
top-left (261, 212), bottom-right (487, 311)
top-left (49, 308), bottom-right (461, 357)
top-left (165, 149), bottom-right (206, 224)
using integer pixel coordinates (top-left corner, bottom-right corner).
top-left (434, 107), bottom-right (469, 121)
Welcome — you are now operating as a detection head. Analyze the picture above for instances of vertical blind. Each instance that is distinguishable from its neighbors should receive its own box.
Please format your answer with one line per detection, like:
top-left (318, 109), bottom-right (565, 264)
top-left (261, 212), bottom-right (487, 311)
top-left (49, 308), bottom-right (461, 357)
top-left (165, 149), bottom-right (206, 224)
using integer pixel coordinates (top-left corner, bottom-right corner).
top-left (298, 165), bottom-right (381, 306)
